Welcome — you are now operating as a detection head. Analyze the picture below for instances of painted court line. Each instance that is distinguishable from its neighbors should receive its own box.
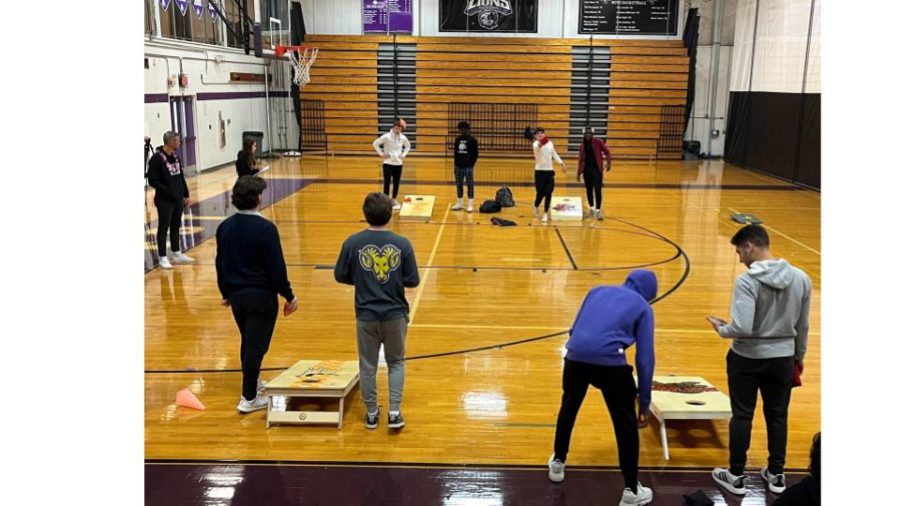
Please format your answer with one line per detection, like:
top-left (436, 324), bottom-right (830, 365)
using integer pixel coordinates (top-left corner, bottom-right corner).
top-left (408, 203), bottom-right (451, 325)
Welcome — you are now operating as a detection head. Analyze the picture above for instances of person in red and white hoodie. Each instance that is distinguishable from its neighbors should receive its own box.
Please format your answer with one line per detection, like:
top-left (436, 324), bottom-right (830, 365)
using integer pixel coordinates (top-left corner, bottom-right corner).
top-left (577, 127), bottom-right (612, 220)
top-left (532, 127), bottom-right (567, 224)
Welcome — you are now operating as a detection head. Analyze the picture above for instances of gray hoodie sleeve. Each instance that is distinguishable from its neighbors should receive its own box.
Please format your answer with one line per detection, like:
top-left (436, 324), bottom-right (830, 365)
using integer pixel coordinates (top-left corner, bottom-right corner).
top-left (717, 275), bottom-right (758, 338)
top-left (794, 274), bottom-right (812, 360)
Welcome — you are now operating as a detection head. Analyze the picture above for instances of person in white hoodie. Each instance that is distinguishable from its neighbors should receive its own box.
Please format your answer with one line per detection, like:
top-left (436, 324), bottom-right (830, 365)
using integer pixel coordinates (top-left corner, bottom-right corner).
top-left (532, 127), bottom-right (567, 223)
top-left (372, 121), bottom-right (412, 211)
top-left (706, 224), bottom-right (812, 497)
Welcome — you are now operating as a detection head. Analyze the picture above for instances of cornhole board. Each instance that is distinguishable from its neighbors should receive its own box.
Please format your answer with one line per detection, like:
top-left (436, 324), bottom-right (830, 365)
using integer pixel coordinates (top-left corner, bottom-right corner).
top-left (264, 360), bottom-right (359, 429)
top-left (550, 196), bottom-right (583, 221)
top-left (399, 195), bottom-right (435, 222)
top-left (646, 375), bottom-right (732, 460)
top-left (731, 212), bottom-right (762, 225)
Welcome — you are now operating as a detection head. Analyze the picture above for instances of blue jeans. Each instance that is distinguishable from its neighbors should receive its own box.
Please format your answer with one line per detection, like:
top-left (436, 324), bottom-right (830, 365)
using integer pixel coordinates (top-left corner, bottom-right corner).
top-left (454, 166), bottom-right (475, 199)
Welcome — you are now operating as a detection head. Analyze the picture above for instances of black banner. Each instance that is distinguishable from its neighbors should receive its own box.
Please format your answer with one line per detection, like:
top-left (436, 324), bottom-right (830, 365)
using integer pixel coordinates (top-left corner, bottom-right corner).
top-left (439, 0), bottom-right (537, 33)
top-left (579, 0), bottom-right (679, 35)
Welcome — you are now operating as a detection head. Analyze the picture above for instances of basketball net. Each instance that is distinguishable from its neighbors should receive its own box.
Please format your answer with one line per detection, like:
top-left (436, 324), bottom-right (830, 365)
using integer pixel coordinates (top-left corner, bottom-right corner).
top-left (287, 47), bottom-right (318, 88)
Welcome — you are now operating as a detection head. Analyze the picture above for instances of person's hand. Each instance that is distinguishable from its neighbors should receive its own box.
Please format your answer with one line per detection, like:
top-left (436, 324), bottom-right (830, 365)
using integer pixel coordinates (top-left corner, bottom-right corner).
top-left (706, 316), bottom-right (727, 331)
top-left (638, 411), bottom-right (650, 428)
top-left (576, 174), bottom-right (582, 183)
top-left (561, 162), bottom-right (568, 173)
top-left (382, 153), bottom-right (389, 160)
top-left (283, 297), bottom-right (299, 317)
top-left (221, 299), bottom-right (230, 307)
top-left (795, 359), bottom-right (804, 375)
top-left (183, 198), bottom-right (191, 207)
top-left (605, 163), bottom-right (612, 173)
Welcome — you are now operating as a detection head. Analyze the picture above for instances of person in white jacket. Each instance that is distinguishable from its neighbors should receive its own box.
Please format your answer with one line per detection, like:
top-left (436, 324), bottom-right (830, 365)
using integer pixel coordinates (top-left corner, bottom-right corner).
top-left (532, 127), bottom-right (567, 223)
top-left (373, 121), bottom-right (412, 211)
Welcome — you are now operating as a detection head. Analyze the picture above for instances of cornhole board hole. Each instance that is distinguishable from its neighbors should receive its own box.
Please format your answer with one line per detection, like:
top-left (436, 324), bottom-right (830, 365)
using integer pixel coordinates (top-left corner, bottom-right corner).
top-left (646, 375), bottom-right (732, 460)
top-left (399, 195), bottom-right (435, 222)
top-left (264, 360), bottom-right (359, 429)
top-left (550, 196), bottom-right (583, 221)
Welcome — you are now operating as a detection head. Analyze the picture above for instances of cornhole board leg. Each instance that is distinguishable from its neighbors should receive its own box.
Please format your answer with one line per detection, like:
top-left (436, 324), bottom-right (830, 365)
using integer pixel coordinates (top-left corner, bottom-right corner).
top-left (660, 418), bottom-right (670, 460)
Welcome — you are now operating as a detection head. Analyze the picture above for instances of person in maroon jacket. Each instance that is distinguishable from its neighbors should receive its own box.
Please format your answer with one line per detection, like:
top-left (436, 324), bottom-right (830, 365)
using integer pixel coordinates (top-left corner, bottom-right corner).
top-left (577, 127), bottom-right (612, 220)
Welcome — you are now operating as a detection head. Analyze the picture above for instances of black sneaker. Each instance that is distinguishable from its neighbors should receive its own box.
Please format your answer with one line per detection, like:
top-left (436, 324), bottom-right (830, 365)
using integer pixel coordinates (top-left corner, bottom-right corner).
top-left (760, 467), bottom-right (786, 493)
top-left (388, 412), bottom-right (405, 429)
top-left (712, 467), bottom-right (746, 495)
top-left (365, 409), bottom-right (380, 429)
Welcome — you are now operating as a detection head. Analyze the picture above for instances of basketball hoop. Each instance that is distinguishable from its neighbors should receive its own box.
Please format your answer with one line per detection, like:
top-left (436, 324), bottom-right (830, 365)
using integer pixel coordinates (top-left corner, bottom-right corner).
top-left (275, 45), bottom-right (318, 88)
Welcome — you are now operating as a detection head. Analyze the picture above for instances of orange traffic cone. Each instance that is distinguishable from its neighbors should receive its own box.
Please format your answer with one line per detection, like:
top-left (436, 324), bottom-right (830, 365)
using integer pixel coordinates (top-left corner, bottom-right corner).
top-left (175, 388), bottom-right (206, 410)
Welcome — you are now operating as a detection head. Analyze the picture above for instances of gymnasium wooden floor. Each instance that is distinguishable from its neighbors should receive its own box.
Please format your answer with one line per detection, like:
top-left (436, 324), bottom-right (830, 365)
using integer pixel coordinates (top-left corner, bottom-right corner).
top-left (144, 155), bottom-right (820, 476)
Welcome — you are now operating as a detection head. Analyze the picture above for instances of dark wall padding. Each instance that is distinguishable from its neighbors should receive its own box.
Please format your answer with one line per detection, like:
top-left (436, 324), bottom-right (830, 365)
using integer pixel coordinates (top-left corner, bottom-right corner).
top-left (724, 91), bottom-right (820, 189)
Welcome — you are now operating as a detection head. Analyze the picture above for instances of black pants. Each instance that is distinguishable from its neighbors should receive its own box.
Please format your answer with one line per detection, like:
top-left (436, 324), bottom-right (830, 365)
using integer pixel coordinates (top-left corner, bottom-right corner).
top-left (534, 170), bottom-right (555, 212)
top-left (553, 359), bottom-right (640, 492)
top-left (230, 294), bottom-right (279, 400)
top-left (155, 198), bottom-right (184, 257)
top-left (383, 164), bottom-right (403, 199)
top-left (583, 167), bottom-right (603, 209)
top-left (727, 350), bottom-right (794, 475)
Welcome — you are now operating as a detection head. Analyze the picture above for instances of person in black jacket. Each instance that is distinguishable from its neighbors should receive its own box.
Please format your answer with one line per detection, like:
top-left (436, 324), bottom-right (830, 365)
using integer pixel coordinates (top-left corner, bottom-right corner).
top-left (236, 138), bottom-right (260, 177)
top-left (146, 131), bottom-right (193, 269)
top-left (216, 176), bottom-right (299, 414)
top-left (452, 121), bottom-right (479, 212)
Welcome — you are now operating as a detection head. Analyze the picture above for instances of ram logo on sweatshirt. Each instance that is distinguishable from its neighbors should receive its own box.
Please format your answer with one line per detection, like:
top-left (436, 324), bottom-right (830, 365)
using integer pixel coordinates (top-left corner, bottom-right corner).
top-left (359, 244), bottom-right (402, 284)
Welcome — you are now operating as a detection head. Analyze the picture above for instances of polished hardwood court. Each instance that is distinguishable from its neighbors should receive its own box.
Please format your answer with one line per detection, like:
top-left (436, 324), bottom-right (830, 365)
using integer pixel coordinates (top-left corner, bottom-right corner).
top-left (144, 155), bottom-right (820, 471)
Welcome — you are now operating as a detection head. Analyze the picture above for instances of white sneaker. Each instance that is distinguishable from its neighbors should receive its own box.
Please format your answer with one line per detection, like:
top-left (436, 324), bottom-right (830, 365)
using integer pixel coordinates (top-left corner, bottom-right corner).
top-left (619, 483), bottom-right (653, 506)
top-left (760, 467), bottom-right (786, 494)
top-left (596, 209), bottom-right (605, 220)
top-left (158, 257), bottom-right (173, 270)
top-left (171, 251), bottom-right (195, 263)
top-left (541, 213), bottom-right (549, 224)
top-left (451, 201), bottom-right (464, 211)
top-left (588, 208), bottom-right (596, 218)
top-left (533, 207), bottom-right (540, 218)
top-left (548, 454), bottom-right (565, 483)
top-left (392, 200), bottom-right (401, 211)
top-left (712, 467), bottom-right (746, 495)
top-left (257, 380), bottom-right (267, 396)
top-left (237, 395), bottom-right (268, 413)
top-left (466, 201), bottom-right (474, 213)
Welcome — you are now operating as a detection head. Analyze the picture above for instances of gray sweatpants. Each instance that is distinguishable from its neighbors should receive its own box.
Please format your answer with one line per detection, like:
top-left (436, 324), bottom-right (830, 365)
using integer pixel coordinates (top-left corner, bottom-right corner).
top-left (356, 316), bottom-right (407, 413)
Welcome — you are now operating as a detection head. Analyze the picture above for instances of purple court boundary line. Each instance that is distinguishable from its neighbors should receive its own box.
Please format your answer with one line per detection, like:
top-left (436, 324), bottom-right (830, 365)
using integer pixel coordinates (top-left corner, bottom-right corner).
top-left (144, 177), bottom-right (312, 271)
top-left (144, 93), bottom-right (169, 103)
top-left (196, 91), bottom-right (291, 100)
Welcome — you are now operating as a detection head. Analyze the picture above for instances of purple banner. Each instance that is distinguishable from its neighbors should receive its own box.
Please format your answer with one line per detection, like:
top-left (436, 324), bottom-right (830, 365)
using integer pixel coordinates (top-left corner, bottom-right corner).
top-left (160, 0), bottom-right (173, 12)
top-left (208, 0), bottom-right (218, 20)
top-left (192, 0), bottom-right (203, 18)
top-left (175, 0), bottom-right (189, 16)
top-left (364, 0), bottom-right (413, 34)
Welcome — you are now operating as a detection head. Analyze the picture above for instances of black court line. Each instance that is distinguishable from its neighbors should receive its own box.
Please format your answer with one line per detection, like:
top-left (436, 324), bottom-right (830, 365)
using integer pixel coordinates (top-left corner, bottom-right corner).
top-left (554, 226), bottom-right (579, 270)
top-left (313, 177), bottom-right (801, 191)
top-left (144, 458), bottom-right (805, 473)
top-left (145, 217), bottom-right (690, 374)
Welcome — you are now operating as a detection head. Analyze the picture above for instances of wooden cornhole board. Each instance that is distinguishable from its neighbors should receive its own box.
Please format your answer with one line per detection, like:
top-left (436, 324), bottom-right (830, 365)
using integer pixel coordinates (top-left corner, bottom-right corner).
top-left (264, 360), bottom-right (359, 429)
top-left (647, 375), bottom-right (732, 460)
top-left (399, 195), bottom-right (435, 222)
top-left (549, 196), bottom-right (583, 221)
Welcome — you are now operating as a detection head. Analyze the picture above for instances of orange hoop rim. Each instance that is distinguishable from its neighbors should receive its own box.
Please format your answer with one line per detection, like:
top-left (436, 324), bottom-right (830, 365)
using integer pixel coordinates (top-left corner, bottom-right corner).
top-left (274, 45), bottom-right (317, 58)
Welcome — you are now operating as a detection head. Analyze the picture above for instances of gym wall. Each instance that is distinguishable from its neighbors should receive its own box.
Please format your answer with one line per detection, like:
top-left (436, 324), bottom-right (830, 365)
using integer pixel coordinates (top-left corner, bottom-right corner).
top-left (724, 0), bottom-right (820, 189)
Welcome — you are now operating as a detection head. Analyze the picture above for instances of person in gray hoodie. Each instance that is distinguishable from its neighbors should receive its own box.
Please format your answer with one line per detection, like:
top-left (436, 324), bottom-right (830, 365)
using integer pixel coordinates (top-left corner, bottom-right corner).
top-left (707, 225), bottom-right (812, 497)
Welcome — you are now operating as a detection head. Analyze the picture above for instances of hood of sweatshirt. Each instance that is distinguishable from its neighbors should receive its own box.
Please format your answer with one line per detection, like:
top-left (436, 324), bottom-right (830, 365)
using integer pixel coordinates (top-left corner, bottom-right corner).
top-left (747, 259), bottom-right (795, 289)
top-left (623, 269), bottom-right (657, 302)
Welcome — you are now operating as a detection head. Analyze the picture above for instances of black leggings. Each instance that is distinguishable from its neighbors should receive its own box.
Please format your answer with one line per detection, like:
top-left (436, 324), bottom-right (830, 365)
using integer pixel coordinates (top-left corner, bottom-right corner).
top-left (583, 168), bottom-right (603, 209)
top-left (553, 359), bottom-right (640, 493)
top-left (534, 170), bottom-right (555, 212)
top-left (155, 198), bottom-right (184, 257)
top-left (383, 164), bottom-right (403, 199)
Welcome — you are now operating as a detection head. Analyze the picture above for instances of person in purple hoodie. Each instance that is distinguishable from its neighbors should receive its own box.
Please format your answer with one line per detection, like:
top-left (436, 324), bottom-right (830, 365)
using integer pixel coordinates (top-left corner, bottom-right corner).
top-left (548, 269), bottom-right (657, 506)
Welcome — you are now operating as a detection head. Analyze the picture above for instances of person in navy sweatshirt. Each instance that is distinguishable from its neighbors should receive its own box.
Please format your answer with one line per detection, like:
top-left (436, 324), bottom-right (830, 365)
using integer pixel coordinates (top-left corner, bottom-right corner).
top-left (548, 269), bottom-right (657, 506)
top-left (216, 176), bottom-right (298, 414)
